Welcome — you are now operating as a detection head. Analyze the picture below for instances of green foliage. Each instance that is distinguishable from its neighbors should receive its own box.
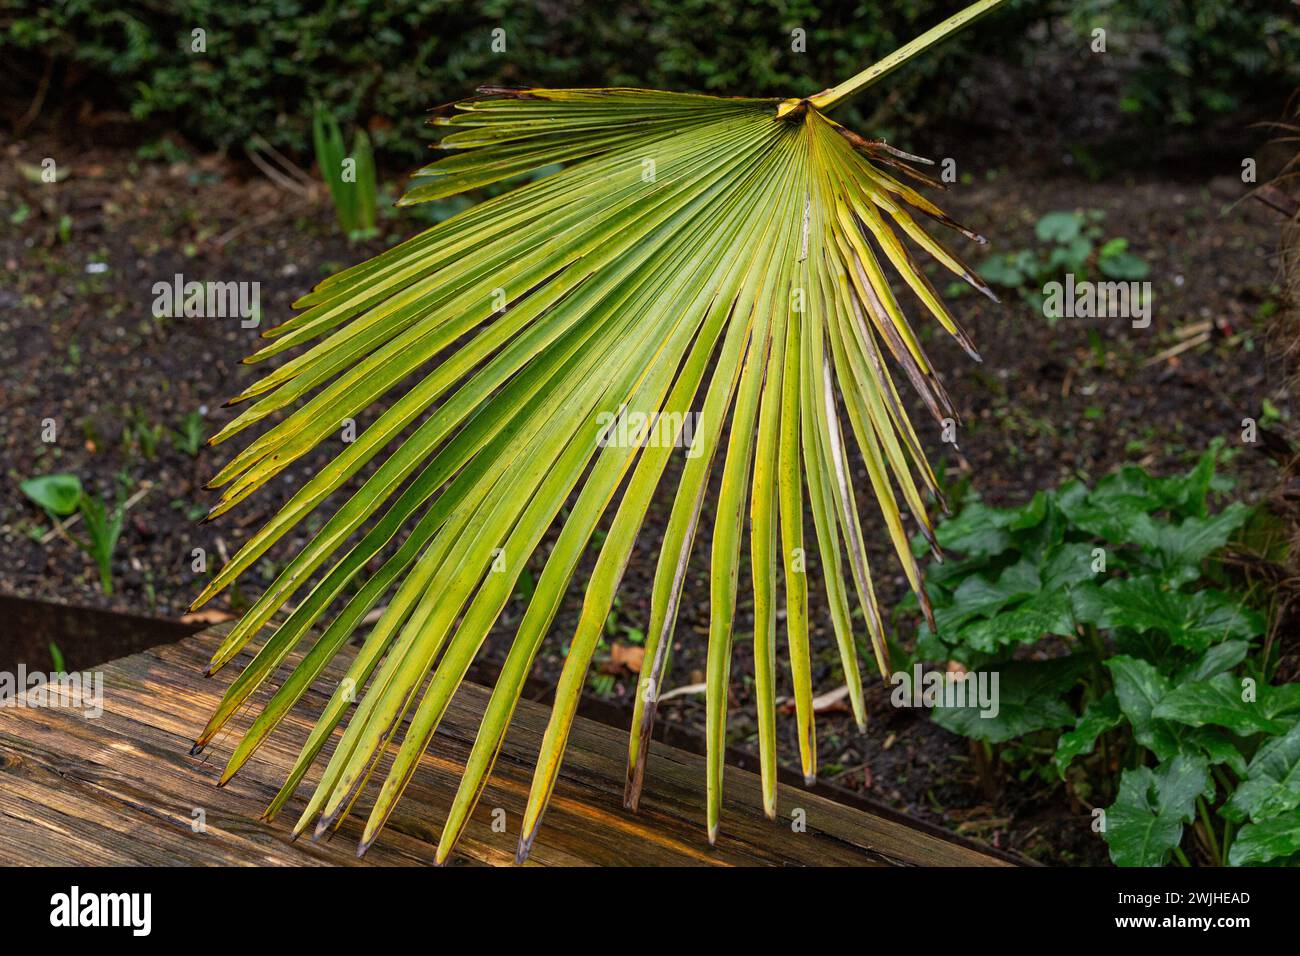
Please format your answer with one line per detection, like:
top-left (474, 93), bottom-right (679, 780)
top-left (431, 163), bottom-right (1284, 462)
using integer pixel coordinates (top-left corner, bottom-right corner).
top-left (930, 655), bottom-right (1087, 743)
top-left (172, 411), bottom-right (207, 457)
top-left (1228, 815), bottom-right (1300, 867)
top-left (955, 209), bottom-right (1149, 319)
top-left (76, 493), bottom-right (126, 596)
top-left (1219, 721), bottom-right (1300, 866)
top-left (0, 0), bottom-right (1039, 165)
top-left (123, 407), bottom-right (163, 461)
top-left (1105, 754), bottom-right (1210, 867)
top-left (5, 0), bottom-right (1291, 163)
top-left (1222, 723), bottom-right (1300, 825)
top-left (1068, 0), bottom-right (1300, 127)
top-left (312, 103), bottom-right (378, 240)
top-left (907, 447), bottom-right (1299, 866)
top-left (22, 472), bottom-right (126, 595)
top-left (20, 473), bottom-right (84, 517)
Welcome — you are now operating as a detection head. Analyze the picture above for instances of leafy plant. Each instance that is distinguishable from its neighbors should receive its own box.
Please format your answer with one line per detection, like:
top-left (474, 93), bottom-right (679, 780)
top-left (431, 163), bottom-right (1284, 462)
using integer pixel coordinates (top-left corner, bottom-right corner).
top-left (905, 447), bottom-right (1299, 866)
top-left (20, 473), bottom-right (84, 518)
top-left (76, 493), bottom-right (126, 596)
top-left (954, 209), bottom-right (1149, 318)
top-left (20, 472), bottom-right (126, 595)
top-left (190, 1), bottom-right (1008, 862)
top-left (48, 641), bottom-right (66, 674)
top-left (123, 407), bottom-right (163, 461)
top-left (312, 102), bottom-right (378, 240)
top-left (0, 1), bottom-right (1046, 165)
top-left (172, 410), bottom-right (207, 457)
top-left (1067, 0), bottom-right (1300, 128)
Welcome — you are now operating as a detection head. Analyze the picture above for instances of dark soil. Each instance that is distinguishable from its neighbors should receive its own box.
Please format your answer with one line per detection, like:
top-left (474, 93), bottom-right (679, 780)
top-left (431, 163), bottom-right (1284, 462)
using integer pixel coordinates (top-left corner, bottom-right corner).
top-left (0, 117), bottom-right (1289, 866)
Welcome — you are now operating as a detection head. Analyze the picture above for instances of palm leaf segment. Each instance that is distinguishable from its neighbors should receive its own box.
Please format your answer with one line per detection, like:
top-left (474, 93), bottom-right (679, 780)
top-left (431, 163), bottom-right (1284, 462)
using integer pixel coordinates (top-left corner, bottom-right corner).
top-left (192, 0), bottom-right (1003, 862)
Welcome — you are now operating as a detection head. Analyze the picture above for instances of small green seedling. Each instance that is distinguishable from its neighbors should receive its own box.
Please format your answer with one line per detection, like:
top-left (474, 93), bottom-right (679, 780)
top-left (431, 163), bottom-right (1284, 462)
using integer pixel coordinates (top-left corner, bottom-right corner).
top-left (76, 493), bottom-right (125, 596)
top-left (124, 408), bottom-right (164, 461)
top-left (21, 472), bottom-right (125, 595)
top-left (312, 102), bottom-right (378, 240)
top-left (172, 410), bottom-right (207, 457)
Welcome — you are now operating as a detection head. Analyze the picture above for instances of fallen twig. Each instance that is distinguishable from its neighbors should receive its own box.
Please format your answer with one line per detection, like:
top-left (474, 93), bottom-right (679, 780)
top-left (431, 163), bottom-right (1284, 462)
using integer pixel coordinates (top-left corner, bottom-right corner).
top-left (1253, 183), bottom-right (1300, 220)
top-left (1142, 332), bottom-right (1211, 367)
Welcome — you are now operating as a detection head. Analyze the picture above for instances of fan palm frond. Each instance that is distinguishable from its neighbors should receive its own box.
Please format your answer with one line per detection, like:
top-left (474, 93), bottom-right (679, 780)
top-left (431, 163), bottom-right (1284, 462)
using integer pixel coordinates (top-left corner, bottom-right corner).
top-left (191, 0), bottom-right (1005, 862)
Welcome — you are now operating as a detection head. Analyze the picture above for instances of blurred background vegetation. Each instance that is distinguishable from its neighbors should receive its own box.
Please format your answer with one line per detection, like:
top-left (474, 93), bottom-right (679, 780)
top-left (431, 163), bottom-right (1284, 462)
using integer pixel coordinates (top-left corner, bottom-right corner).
top-left (2, 0), bottom-right (1296, 167)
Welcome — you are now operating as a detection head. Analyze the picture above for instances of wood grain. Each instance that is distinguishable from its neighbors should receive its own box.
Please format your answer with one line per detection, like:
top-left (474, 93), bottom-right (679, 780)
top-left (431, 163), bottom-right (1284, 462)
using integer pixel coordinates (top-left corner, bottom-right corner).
top-left (0, 627), bottom-right (1012, 867)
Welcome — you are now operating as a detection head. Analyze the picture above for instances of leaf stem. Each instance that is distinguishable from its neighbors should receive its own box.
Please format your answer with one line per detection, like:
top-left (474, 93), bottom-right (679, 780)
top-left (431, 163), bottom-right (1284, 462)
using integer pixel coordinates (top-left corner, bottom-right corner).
top-left (1196, 796), bottom-right (1220, 865)
top-left (809, 0), bottom-right (1009, 112)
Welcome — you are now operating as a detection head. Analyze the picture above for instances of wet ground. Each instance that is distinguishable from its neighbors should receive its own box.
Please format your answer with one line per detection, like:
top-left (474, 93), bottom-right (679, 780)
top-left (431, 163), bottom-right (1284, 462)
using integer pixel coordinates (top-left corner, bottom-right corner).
top-left (0, 107), bottom-right (1289, 864)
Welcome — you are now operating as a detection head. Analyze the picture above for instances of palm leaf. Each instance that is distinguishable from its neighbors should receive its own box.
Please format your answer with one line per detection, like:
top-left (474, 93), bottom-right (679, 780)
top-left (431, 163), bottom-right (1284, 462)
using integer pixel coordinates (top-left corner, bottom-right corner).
top-left (193, 0), bottom-right (1006, 863)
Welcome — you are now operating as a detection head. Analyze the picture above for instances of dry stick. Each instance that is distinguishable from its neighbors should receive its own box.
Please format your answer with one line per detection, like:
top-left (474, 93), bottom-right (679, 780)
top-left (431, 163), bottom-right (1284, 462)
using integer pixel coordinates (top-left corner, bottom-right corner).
top-left (655, 681), bottom-right (707, 702)
top-left (245, 148), bottom-right (310, 197)
top-left (1253, 184), bottom-right (1300, 220)
top-left (211, 198), bottom-right (308, 250)
top-left (244, 139), bottom-right (315, 198)
top-left (1142, 332), bottom-right (1212, 367)
top-left (247, 133), bottom-right (316, 188)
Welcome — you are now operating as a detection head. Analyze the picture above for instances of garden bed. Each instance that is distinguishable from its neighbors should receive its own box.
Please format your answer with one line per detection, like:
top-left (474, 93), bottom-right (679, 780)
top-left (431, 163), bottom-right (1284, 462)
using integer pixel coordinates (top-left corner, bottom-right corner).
top-left (0, 123), bottom-right (1287, 865)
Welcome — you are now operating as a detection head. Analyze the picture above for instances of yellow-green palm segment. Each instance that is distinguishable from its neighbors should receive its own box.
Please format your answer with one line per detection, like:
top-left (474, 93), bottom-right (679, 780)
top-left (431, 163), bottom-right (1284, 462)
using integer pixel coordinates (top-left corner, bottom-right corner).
top-left (190, 80), bottom-right (998, 862)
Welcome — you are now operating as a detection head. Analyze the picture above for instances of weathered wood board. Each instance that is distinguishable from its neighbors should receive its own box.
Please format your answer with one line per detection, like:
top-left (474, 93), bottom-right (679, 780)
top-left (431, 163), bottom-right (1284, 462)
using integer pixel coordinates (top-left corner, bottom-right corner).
top-left (0, 627), bottom-right (1012, 866)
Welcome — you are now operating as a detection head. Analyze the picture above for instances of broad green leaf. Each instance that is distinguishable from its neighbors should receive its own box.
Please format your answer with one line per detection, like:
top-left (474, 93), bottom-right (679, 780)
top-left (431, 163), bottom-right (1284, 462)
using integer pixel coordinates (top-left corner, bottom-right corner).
top-left (1105, 655), bottom-right (1191, 760)
top-left (1041, 541), bottom-right (1102, 591)
top-left (913, 624), bottom-right (956, 664)
top-left (20, 473), bottom-right (83, 517)
top-left (1152, 673), bottom-right (1294, 737)
top-left (1177, 639), bottom-right (1250, 683)
top-left (913, 552), bottom-right (991, 589)
top-left (931, 655), bottom-right (1088, 743)
top-left (1078, 578), bottom-right (1263, 652)
top-left (1107, 656), bottom-right (1254, 774)
top-left (1103, 754), bottom-right (1210, 867)
top-left (1059, 451), bottom-right (1228, 545)
top-left (1003, 490), bottom-right (1049, 530)
top-left (1221, 722), bottom-right (1300, 824)
top-left (1055, 692), bottom-right (1122, 778)
top-left (932, 558), bottom-right (1040, 633)
top-left (932, 502), bottom-right (1015, 557)
top-left (956, 590), bottom-right (1076, 654)
top-left (1059, 473), bottom-right (1163, 542)
top-left (1008, 493), bottom-right (1071, 561)
top-left (1159, 447), bottom-right (1220, 518)
top-left (1229, 815), bottom-right (1300, 867)
top-left (1034, 210), bottom-right (1083, 243)
top-left (1194, 728), bottom-right (1249, 778)
top-left (1129, 503), bottom-right (1253, 584)
top-left (1098, 250), bottom-right (1150, 280)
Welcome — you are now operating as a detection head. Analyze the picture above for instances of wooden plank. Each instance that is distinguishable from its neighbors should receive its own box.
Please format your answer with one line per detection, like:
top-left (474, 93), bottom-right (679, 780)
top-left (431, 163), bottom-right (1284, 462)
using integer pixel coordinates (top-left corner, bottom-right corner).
top-left (0, 627), bottom-right (1012, 867)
